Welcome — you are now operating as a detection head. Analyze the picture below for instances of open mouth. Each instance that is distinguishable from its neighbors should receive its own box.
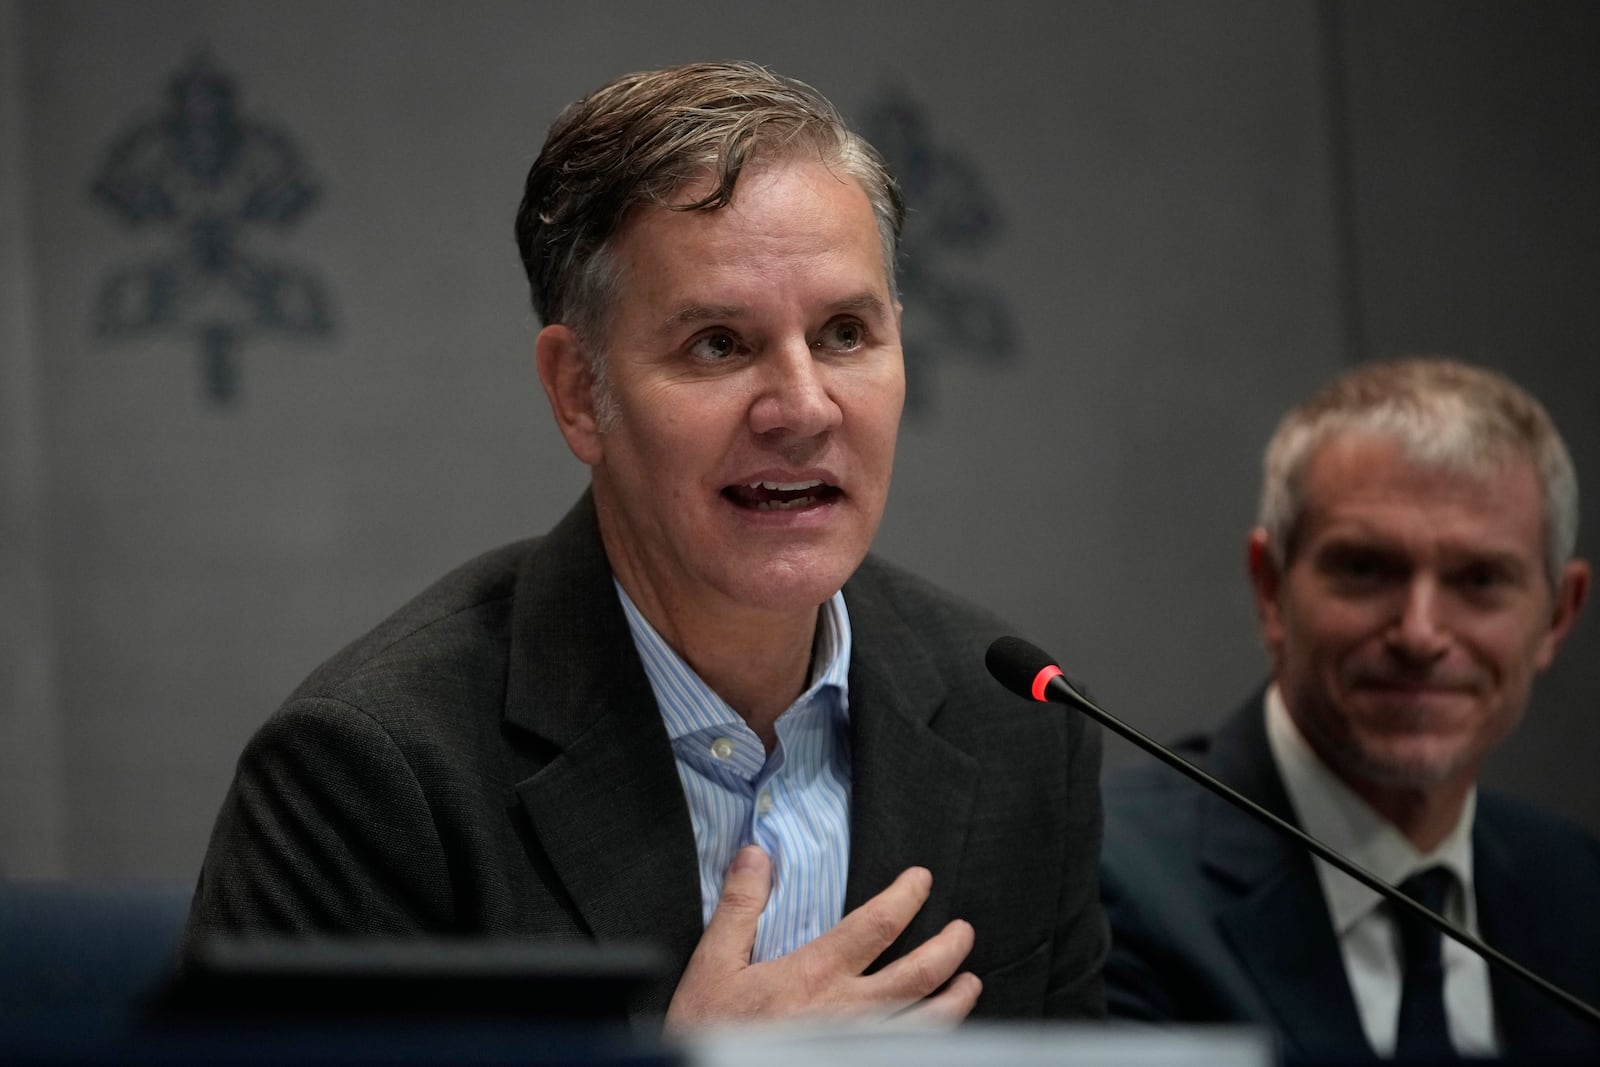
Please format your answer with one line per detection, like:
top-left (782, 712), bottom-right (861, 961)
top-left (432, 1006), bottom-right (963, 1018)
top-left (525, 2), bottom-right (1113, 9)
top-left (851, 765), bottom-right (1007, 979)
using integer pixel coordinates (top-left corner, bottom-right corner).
top-left (722, 479), bottom-right (842, 511)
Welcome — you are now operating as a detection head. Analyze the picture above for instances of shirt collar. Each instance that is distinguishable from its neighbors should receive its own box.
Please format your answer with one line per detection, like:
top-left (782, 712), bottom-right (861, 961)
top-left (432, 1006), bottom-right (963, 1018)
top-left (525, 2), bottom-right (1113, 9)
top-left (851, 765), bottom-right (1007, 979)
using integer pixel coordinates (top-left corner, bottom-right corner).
top-left (1264, 684), bottom-right (1476, 933)
top-left (615, 582), bottom-right (852, 743)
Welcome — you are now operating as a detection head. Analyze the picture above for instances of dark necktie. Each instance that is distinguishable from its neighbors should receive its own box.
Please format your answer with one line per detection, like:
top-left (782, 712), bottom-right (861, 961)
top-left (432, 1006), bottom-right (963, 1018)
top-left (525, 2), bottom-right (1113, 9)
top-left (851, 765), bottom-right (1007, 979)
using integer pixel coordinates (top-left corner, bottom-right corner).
top-left (1393, 865), bottom-right (1459, 1061)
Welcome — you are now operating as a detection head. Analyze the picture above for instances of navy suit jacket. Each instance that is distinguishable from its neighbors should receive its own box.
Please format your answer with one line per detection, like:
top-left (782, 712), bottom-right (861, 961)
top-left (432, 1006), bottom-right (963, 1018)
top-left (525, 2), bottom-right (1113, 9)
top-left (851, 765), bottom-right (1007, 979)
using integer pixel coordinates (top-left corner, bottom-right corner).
top-left (1101, 695), bottom-right (1600, 1062)
top-left (185, 493), bottom-right (1107, 1021)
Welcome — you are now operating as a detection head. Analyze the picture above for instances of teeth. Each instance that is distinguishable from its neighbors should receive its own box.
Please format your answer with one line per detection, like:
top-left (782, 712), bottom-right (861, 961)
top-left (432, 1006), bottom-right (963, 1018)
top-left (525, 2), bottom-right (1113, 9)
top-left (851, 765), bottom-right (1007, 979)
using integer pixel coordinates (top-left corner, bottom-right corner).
top-left (747, 479), bottom-right (823, 491)
top-left (753, 497), bottom-right (817, 510)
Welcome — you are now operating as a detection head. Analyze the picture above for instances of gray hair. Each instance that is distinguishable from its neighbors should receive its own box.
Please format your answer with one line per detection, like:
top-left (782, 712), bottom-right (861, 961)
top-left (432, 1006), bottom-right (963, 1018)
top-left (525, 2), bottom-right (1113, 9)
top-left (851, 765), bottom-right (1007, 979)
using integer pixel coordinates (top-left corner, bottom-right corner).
top-left (514, 61), bottom-right (904, 422)
top-left (1258, 357), bottom-right (1579, 584)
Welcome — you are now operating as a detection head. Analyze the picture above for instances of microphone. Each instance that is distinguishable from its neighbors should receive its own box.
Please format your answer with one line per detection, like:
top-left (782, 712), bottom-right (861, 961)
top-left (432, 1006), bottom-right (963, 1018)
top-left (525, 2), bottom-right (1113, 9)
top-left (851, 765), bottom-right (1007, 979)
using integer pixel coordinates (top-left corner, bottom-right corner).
top-left (986, 634), bottom-right (1600, 1030)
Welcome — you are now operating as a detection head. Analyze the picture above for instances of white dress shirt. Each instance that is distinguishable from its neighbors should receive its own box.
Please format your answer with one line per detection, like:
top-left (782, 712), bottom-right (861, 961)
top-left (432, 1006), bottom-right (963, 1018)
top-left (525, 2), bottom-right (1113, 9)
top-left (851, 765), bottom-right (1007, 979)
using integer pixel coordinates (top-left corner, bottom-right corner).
top-left (1265, 686), bottom-right (1498, 1056)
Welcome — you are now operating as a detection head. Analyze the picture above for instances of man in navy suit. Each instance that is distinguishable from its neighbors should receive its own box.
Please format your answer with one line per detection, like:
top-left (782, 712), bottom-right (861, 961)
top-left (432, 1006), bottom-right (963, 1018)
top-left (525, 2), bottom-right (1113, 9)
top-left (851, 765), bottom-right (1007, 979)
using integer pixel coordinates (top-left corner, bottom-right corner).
top-left (186, 62), bottom-right (1106, 1030)
top-left (1101, 358), bottom-right (1600, 1061)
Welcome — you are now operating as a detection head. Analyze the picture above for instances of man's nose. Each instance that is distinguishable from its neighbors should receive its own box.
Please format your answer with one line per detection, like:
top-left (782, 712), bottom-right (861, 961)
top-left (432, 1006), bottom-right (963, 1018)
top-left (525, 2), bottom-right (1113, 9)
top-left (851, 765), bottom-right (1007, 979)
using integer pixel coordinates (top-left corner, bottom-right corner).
top-left (748, 341), bottom-right (843, 439)
top-left (1386, 578), bottom-right (1451, 662)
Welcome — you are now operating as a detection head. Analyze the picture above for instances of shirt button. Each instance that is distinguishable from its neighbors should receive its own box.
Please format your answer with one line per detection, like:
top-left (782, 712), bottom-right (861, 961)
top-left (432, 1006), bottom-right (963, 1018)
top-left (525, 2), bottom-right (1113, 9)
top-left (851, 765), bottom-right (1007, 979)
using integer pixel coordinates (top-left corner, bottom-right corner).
top-left (757, 790), bottom-right (773, 815)
top-left (710, 737), bottom-right (734, 760)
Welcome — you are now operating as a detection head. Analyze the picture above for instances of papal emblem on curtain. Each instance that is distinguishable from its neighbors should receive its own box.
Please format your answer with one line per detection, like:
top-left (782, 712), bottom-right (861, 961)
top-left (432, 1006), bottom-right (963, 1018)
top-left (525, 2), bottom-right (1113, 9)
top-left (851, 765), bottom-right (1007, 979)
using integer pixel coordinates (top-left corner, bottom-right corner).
top-left (91, 53), bottom-right (334, 405)
top-left (860, 87), bottom-right (1016, 414)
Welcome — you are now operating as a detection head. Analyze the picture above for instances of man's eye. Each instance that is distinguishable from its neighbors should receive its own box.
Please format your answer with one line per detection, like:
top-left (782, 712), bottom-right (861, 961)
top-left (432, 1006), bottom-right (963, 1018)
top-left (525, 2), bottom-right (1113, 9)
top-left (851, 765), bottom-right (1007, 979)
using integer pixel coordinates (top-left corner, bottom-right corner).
top-left (1456, 564), bottom-right (1509, 592)
top-left (815, 319), bottom-right (865, 353)
top-left (689, 332), bottom-right (740, 362)
top-left (1323, 551), bottom-right (1394, 584)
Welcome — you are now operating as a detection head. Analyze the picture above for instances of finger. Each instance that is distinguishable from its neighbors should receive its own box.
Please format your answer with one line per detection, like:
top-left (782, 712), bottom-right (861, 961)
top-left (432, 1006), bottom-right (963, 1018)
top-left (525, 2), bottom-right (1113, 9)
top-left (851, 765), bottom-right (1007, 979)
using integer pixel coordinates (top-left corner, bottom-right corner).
top-left (818, 865), bottom-right (934, 973)
top-left (691, 845), bottom-right (773, 968)
top-left (856, 916), bottom-right (975, 1011)
top-left (894, 971), bottom-right (983, 1027)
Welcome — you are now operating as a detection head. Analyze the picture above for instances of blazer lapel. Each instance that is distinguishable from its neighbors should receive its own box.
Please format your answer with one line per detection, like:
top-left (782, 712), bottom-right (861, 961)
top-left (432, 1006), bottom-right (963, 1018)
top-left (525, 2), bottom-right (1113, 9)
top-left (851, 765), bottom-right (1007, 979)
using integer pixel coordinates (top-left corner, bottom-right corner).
top-left (842, 572), bottom-right (979, 964)
top-left (1473, 810), bottom-right (1595, 1055)
top-left (1204, 701), bottom-right (1375, 1062)
top-left (503, 494), bottom-right (703, 1001)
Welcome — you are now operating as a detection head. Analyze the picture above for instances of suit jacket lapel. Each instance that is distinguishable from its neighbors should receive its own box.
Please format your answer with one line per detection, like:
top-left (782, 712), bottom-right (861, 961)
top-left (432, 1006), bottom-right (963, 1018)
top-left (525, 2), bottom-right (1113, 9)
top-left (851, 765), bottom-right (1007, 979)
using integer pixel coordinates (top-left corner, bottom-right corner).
top-left (503, 493), bottom-right (703, 1003)
top-left (495, 514), bottom-right (985, 994)
top-left (1474, 810), bottom-right (1588, 1054)
top-left (1477, 824), bottom-right (1537, 1051)
top-left (842, 570), bottom-right (979, 963)
top-left (1204, 700), bottom-right (1375, 1062)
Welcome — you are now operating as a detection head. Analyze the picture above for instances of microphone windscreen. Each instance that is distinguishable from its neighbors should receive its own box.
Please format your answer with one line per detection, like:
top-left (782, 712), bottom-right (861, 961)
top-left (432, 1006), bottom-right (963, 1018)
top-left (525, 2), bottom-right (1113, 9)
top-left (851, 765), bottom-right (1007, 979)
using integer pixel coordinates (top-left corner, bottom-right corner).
top-left (985, 636), bottom-right (1059, 701)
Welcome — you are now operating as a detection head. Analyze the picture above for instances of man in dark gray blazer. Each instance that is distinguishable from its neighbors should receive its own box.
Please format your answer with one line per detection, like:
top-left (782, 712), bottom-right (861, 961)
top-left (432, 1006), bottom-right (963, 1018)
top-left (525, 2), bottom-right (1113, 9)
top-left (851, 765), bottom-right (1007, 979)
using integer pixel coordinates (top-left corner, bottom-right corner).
top-left (185, 61), bottom-right (1106, 1029)
top-left (1101, 359), bottom-right (1600, 1061)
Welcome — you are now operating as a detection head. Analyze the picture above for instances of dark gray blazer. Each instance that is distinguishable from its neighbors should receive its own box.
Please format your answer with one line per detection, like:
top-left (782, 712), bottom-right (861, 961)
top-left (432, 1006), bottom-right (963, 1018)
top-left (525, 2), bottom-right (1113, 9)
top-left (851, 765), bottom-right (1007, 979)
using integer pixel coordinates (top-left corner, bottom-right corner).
top-left (1101, 695), bottom-right (1600, 1062)
top-left (185, 494), bottom-right (1107, 1021)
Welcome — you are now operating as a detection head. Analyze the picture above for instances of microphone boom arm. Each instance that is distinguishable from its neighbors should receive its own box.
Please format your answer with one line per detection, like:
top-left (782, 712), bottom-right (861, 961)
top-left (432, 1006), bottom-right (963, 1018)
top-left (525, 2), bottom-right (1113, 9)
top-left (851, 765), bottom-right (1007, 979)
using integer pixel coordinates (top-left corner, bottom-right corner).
top-left (1044, 668), bottom-right (1600, 1030)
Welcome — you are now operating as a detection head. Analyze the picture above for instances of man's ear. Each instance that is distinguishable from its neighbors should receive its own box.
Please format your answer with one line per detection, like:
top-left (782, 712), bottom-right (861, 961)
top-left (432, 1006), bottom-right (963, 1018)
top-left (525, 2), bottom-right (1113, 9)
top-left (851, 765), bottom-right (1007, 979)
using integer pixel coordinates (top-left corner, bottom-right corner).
top-left (536, 324), bottom-right (604, 466)
top-left (1247, 528), bottom-right (1287, 658)
top-left (1535, 557), bottom-right (1591, 671)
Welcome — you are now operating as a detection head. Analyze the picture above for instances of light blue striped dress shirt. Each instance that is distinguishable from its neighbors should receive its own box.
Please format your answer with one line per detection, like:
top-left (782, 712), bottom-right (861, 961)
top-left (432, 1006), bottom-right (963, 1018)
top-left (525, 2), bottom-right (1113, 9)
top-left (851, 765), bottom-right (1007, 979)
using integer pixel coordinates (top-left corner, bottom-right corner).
top-left (616, 582), bottom-right (852, 963)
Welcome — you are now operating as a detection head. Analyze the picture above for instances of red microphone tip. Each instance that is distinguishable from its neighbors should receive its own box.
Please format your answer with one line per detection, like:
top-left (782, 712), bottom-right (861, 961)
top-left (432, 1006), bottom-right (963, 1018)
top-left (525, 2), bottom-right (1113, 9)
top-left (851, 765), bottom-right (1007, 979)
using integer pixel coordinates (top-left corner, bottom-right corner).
top-left (1031, 664), bottom-right (1064, 703)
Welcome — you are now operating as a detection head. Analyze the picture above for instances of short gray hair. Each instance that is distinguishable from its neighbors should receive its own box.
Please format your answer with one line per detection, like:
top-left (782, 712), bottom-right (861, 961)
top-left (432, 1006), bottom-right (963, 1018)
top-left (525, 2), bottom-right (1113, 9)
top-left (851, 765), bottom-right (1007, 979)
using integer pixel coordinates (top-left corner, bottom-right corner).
top-left (1258, 357), bottom-right (1579, 584)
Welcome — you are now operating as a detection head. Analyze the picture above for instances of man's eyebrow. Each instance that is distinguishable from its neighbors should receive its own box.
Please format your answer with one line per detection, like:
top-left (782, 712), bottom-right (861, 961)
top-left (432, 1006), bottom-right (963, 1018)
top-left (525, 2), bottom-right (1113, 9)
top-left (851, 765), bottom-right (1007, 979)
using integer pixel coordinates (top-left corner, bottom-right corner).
top-left (661, 293), bottom-right (891, 331)
top-left (1440, 545), bottom-right (1531, 575)
top-left (1317, 537), bottom-right (1397, 555)
top-left (1316, 536), bottom-right (1532, 573)
top-left (829, 292), bottom-right (891, 316)
top-left (664, 303), bottom-right (744, 328)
